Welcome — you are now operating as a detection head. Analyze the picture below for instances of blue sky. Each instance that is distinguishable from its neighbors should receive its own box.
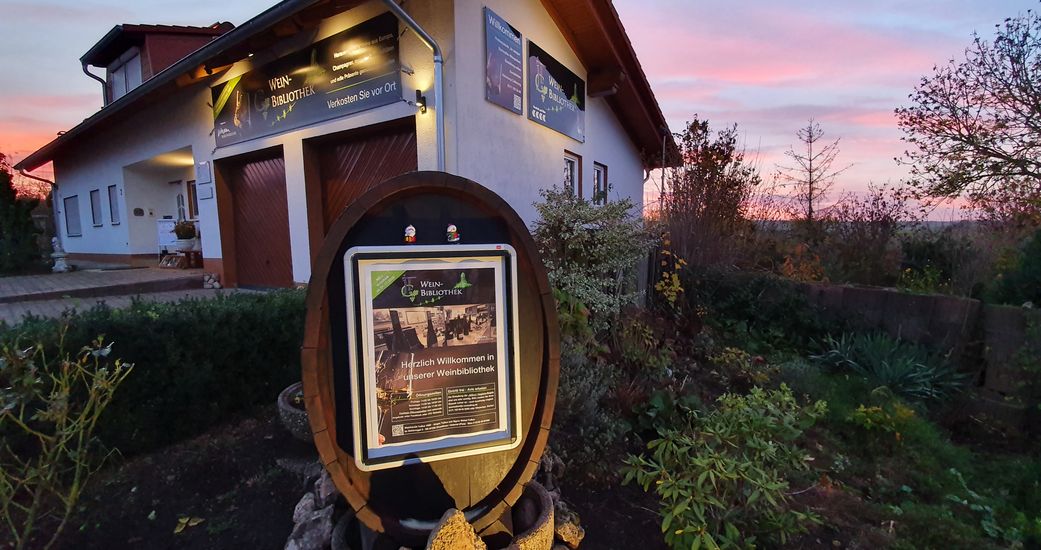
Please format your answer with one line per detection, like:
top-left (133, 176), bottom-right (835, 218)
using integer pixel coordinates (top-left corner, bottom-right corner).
top-left (1, 0), bottom-right (1035, 214)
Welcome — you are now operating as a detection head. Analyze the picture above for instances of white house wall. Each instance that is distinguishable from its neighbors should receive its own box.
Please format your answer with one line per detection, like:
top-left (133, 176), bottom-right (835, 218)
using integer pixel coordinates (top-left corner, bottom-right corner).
top-left (450, 0), bottom-right (645, 224)
top-left (52, 83), bottom-right (214, 256)
top-left (48, 0), bottom-right (648, 284)
top-left (122, 165), bottom-right (194, 254)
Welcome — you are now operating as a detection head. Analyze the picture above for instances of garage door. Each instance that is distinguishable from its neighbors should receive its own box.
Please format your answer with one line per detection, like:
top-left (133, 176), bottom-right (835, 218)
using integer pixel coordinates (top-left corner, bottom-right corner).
top-left (228, 153), bottom-right (293, 288)
top-left (317, 117), bottom-right (418, 231)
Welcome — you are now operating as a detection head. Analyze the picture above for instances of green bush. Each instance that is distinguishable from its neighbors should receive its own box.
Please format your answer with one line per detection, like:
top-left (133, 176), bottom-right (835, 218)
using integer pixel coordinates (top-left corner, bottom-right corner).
top-left (989, 228), bottom-right (1041, 306)
top-left (623, 385), bottom-right (826, 549)
top-left (684, 266), bottom-right (829, 353)
top-left (0, 290), bottom-right (306, 454)
top-left (811, 332), bottom-right (965, 402)
top-left (533, 185), bottom-right (651, 334)
top-left (0, 155), bottom-right (42, 274)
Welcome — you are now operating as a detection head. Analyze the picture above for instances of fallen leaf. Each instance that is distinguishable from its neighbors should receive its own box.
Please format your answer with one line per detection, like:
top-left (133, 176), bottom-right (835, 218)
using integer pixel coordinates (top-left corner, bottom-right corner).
top-left (188, 517), bottom-right (205, 527)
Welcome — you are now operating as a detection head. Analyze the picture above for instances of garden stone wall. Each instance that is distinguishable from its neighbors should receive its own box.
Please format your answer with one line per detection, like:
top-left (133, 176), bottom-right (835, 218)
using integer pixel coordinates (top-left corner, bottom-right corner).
top-left (796, 283), bottom-right (1040, 430)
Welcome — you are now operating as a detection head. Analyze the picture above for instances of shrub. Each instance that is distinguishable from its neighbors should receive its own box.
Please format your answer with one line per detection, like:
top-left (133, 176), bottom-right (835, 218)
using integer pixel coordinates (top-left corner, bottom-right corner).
top-left (0, 290), bottom-right (306, 454)
top-left (0, 154), bottom-right (42, 274)
top-left (1, 330), bottom-right (133, 549)
top-left (684, 266), bottom-right (829, 353)
top-left (811, 332), bottom-right (965, 403)
top-left (623, 385), bottom-right (826, 549)
top-left (533, 185), bottom-right (651, 333)
top-left (550, 342), bottom-right (626, 483)
top-left (989, 228), bottom-right (1041, 306)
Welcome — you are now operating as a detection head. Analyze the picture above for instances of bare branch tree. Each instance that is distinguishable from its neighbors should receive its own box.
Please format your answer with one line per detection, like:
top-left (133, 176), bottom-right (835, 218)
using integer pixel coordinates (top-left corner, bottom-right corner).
top-left (774, 119), bottom-right (851, 229)
top-left (895, 10), bottom-right (1041, 226)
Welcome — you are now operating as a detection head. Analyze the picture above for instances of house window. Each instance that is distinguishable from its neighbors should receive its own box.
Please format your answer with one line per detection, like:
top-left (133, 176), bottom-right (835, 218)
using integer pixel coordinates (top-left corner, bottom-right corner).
top-left (176, 193), bottom-right (186, 221)
top-left (592, 163), bottom-right (608, 205)
top-left (108, 185), bottom-right (120, 224)
top-left (564, 151), bottom-right (581, 196)
top-left (90, 189), bottom-right (103, 226)
top-left (186, 180), bottom-right (199, 220)
top-left (63, 195), bottom-right (82, 237)
top-left (107, 50), bottom-right (142, 103)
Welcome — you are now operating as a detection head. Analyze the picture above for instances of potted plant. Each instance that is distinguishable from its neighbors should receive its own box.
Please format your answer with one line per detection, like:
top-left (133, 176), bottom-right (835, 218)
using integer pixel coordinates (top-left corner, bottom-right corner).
top-left (171, 220), bottom-right (196, 252)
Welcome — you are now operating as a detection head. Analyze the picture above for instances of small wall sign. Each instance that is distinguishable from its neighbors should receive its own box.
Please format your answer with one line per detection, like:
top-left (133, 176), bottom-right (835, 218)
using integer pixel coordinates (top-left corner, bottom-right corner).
top-left (484, 7), bottom-right (523, 114)
top-left (343, 244), bottom-right (521, 471)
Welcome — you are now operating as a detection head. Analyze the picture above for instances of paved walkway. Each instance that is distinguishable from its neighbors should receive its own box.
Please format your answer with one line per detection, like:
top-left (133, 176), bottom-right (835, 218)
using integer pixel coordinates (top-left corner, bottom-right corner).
top-left (0, 268), bottom-right (203, 303)
top-left (0, 289), bottom-right (245, 326)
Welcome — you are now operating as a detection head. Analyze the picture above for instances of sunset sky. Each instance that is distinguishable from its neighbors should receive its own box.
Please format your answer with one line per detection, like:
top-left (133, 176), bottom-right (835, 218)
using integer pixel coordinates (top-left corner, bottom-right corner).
top-left (0, 0), bottom-right (1034, 215)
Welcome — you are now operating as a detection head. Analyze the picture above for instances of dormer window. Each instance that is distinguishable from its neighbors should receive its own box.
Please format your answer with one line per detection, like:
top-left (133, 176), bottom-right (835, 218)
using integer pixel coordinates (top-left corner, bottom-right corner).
top-left (107, 48), bottom-right (142, 103)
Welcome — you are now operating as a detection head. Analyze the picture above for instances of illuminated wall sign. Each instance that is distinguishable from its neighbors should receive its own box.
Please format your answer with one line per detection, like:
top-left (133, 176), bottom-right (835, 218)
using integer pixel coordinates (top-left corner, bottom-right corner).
top-left (211, 12), bottom-right (402, 147)
top-left (484, 7), bottom-right (523, 114)
top-left (527, 41), bottom-right (585, 142)
top-left (343, 244), bottom-right (521, 471)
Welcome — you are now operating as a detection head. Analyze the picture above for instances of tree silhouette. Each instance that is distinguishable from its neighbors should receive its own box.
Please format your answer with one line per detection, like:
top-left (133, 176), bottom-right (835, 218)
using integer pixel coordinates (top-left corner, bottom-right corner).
top-left (0, 154), bottom-right (41, 273)
top-left (896, 10), bottom-right (1041, 226)
top-left (775, 119), bottom-right (850, 231)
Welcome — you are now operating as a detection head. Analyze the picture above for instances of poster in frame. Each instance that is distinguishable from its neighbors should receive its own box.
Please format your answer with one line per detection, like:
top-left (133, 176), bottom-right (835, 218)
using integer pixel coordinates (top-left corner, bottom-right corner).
top-left (342, 244), bottom-right (522, 471)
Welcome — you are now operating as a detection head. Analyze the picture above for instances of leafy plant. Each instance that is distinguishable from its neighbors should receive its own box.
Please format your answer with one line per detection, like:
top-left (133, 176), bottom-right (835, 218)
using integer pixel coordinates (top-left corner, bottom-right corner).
top-left (0, 329), bottom-right (133, 549)
top-left (989, 228), bottom-right (1041, 306)
top-left (811, 332), bottom-right (965, 402)
top-left (171, 220), bottom-right (196, 239)
top-left (0, 153), bottom-right (42, 274)
top-left (710, 346), bottom-right (775, 388)
top-left (623, 385), bottom-right (827, 549)
top-left (533, 185), bottom-right (652, 334)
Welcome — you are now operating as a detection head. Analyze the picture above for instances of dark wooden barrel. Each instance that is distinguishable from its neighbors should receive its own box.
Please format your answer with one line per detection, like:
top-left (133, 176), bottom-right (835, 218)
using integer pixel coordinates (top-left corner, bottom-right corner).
top-left (301, 171), bottom-right (559, 546)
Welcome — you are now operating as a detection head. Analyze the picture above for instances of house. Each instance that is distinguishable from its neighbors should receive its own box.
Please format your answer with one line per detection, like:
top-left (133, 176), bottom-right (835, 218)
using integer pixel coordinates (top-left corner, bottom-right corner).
top-left (15, 0), bottom-right (675, 288)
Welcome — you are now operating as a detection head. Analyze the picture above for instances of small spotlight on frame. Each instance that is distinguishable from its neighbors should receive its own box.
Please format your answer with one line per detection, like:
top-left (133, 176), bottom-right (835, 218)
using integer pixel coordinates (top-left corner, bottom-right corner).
top-left (415, 89), bottom-right (427, 114)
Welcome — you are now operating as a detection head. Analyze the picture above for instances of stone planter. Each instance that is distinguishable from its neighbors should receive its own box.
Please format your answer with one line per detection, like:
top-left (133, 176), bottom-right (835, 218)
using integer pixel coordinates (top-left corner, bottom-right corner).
top-left (173, 238), bottom-right (196, 252)
top-left (278, 381), bottom-right (312, 442)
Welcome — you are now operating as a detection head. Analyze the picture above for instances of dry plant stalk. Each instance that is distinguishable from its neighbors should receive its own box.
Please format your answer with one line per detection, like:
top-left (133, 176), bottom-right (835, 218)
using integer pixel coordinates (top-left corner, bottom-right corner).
top-left (0, 327), bottom-right (133, 550)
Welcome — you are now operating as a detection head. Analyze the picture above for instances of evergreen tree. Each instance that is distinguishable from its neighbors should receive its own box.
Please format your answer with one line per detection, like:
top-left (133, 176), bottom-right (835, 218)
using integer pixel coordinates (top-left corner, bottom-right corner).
top-left (0, 154), bottom-right (41, 273)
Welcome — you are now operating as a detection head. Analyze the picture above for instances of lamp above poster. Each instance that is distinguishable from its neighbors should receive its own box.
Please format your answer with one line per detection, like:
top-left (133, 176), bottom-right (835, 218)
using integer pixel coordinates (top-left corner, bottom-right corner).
top-left (527, 41), bottom-right (585, 142)
top-left (211, 12), bottom-right (402, 148)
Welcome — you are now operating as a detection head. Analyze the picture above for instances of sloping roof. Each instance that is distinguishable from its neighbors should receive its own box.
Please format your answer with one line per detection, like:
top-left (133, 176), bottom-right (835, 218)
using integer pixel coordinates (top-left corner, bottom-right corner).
top-left (81, 23), bottom-right (235, 67)
top-left (16, 0), bottom-right (676, 172)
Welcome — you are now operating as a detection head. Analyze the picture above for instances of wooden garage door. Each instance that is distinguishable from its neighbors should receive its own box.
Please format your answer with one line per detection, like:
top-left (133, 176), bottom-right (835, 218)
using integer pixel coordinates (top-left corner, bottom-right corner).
top-left (229, 154), bottom-right (293, 288)
top-left (318, 118), bottom-right (418, 231)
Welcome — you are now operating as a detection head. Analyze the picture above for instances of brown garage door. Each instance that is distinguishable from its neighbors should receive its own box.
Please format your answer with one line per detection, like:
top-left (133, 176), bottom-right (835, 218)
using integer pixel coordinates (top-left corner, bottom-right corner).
top-left (317, 117), bottom-right (418, 231)
top-left (227, 153), bottom-right (293, 288)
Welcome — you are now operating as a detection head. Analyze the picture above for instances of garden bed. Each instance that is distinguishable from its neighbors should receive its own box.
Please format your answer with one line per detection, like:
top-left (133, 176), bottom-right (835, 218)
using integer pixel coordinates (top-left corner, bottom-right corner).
top-left (53, 407), bottom-right (311, 549)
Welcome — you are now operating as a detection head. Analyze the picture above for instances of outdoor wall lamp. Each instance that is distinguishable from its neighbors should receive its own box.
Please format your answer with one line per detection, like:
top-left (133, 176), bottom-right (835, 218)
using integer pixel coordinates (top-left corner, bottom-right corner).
top-left (415, 89), bottom-right (427, 114)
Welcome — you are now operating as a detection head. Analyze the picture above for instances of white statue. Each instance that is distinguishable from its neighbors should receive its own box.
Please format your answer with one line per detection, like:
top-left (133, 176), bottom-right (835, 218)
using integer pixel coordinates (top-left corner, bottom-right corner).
top-left (51, 236), bottom-right (71, 273)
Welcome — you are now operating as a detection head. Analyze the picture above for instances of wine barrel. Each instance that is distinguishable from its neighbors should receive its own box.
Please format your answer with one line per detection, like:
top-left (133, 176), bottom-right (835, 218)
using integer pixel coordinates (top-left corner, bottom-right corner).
top-left (301, 171), bottom-right (560, 546)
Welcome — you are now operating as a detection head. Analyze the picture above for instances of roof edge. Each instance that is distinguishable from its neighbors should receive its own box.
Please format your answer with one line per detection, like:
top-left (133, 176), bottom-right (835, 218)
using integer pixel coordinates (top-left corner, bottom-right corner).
top-left (17, 0), bottom-right (322, 173)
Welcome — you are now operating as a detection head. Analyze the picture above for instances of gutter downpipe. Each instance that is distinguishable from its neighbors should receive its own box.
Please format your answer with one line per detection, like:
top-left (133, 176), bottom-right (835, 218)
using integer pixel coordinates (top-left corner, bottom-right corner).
top-left (381, 0), bottom-right (445, 172)
top-left (81, 62), bottom-right (107, 100)
top-left (18, 169), bottom-right (63, 261)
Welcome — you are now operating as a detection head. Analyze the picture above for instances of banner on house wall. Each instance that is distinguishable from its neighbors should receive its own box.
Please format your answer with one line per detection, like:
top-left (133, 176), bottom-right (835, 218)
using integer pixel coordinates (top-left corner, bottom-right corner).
top-left (527, 41), bottom-right (585, 142)
top-left (484, 7), bottom-right (523, 114)
top-left (211, 12), bottom-right (402, 148)
top-left (343, 245), bottom-right (521, 471)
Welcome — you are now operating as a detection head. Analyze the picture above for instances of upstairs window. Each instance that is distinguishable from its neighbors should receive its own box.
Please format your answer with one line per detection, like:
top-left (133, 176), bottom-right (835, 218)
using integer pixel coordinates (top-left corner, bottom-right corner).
top-left (592, 163), bottom-right (608, 205)
top-left (107, 49), bottom-right (142, 103)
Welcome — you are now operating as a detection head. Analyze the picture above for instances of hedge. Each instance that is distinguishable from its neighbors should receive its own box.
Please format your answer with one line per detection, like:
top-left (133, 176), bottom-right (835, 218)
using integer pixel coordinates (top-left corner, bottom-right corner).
top-left (0, 290), bottom-right (306, 455)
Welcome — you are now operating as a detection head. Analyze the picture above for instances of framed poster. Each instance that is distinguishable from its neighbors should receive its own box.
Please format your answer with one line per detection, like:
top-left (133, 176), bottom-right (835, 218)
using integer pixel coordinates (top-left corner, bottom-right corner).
top-left (527, 41), bottom-right (585, 141)
top-left (343, 244), bottom-right (521, 471)
top-left (484, 7), bottom-right (524, 114)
